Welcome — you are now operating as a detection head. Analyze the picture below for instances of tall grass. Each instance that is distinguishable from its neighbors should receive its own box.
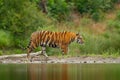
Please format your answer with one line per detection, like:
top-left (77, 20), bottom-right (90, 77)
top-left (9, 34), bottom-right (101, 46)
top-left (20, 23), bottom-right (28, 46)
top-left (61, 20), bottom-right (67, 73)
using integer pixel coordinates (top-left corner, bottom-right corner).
top-left (79, 33), bottom-right (104, 54)
top-left (35, 22), bottom-right (120, 56)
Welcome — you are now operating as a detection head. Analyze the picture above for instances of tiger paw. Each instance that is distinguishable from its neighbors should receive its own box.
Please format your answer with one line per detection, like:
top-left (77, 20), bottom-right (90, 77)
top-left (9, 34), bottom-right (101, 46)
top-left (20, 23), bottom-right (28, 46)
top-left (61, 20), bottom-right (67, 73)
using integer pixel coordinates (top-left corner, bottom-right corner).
top-left (45, 57), bottom-right (48, 62)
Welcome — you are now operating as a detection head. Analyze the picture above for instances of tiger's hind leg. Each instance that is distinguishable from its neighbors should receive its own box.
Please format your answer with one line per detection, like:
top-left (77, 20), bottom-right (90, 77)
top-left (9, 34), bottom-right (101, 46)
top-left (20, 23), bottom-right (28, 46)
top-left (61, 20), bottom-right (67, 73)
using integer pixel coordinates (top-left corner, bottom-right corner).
top-left (61, 44), bottom-right (68, 55)
top-left (27, 47), bottom-right (33, 62)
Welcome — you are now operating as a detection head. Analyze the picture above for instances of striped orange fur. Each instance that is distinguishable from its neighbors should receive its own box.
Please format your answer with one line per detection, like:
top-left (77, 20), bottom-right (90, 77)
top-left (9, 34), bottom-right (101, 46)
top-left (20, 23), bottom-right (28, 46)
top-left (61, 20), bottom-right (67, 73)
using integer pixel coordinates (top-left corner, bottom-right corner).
top-left (27, 31), bottom-right (84, 61)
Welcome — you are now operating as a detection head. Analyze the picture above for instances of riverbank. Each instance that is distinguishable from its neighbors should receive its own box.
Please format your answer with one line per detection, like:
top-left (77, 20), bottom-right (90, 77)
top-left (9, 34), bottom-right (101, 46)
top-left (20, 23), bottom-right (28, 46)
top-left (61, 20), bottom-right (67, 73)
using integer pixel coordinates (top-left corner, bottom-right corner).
top-left (0, 52), bottom-right (120, 64)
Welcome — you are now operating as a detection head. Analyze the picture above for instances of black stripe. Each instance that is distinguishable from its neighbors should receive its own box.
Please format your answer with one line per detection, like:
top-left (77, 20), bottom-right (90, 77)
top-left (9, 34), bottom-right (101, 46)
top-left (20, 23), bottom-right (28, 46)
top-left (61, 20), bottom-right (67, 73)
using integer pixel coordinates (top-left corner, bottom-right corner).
top-left (40, 31), bottom-right (47, 46)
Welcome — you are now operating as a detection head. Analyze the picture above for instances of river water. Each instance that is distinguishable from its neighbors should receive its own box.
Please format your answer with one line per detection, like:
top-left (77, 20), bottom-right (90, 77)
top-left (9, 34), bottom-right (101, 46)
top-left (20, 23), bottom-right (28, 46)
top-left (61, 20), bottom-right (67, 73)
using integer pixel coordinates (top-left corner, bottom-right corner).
top-left (0, 63), bottom-right (120, 80)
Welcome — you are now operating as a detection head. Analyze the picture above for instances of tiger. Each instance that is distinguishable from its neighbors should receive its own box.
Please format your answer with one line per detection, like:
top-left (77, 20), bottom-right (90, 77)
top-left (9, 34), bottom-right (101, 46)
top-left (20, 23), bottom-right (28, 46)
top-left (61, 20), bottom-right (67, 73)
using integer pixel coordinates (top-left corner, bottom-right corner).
top-left (26, 31), bottom-right (84, 61)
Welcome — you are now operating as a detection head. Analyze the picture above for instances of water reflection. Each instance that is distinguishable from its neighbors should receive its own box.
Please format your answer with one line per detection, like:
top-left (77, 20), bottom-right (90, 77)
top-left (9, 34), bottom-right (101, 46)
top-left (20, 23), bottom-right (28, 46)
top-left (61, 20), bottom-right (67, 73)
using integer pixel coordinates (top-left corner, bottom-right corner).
top-left (27, 64), bottom-right (68, 80)
top-left (27, 64), bottom-right (120, 80)
top-left (0, 64), bottom-right (120, 80)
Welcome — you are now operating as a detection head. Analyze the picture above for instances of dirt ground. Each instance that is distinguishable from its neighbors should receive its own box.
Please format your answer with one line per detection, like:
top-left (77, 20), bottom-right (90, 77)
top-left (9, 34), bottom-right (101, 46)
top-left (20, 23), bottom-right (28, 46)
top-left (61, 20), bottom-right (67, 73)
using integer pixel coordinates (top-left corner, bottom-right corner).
top-left (0, 52), bottom-right (120, 63)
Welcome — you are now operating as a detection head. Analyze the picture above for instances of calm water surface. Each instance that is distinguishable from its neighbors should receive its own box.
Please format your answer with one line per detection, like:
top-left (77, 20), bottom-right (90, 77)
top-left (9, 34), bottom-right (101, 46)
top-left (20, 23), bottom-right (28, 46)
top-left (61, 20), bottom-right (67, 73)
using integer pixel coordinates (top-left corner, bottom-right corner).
top-left (0, 63), bottom-right (120, 80)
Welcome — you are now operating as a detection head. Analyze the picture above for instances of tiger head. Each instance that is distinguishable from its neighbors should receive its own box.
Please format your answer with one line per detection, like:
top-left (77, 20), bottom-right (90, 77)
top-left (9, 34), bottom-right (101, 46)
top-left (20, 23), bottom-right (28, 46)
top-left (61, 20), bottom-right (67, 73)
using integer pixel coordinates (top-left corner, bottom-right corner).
top-left (75, 33), bottom-right (84, 44)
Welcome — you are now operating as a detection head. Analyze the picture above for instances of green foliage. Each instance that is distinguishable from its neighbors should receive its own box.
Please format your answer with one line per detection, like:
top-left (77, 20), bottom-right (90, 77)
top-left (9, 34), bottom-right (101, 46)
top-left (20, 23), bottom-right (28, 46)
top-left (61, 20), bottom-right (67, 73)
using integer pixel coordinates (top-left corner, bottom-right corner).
top-left (69, 43), bottom-right (81, 56)
top-left (75, 0), bottom-right (99, 14)
top-left (31, 0), bottom-right (119, 21)
top-left (0, 30), bottom-right (13, 48)
top-left (75, 0), bottom-right (114, 21)
top-left (0, 0), bottom-right (50, 48)
top-left (79, 33), bottom-right (120, 55)
top-left (106, 13), bottom-right (120, 51)
top-left (12, 49), bottom-right (24, 54)
top-left (0, 50), bottom-right (3, 55)
top-left (107, 11), bottom-right (120, 34)
top-left (111, 0), bottom-right (120, 3)
top-left (79, 34), bottom-right (104, 54)
top-left (101, 12), bottom-right (120, 55)
top-left (116, 10), bottom-right (120, 20)
top-left (107, 20), bottom-right (120, 33)
top-left (75, 0), bottom-right (114, 14)
top-left (91, 11), bottom-right (104, 22)
top-left (0, 0), bottom-right (120, 56)
top-left (47, 0), bottom-right (71, 21)
top-left (78, 15), bottom-right (120, 55)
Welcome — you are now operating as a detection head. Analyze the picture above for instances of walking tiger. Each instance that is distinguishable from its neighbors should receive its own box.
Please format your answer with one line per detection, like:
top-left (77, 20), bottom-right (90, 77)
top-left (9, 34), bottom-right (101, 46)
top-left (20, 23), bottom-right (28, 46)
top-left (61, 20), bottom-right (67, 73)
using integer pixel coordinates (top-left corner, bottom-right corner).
top-left (26, 31), bottom-right (84, 61)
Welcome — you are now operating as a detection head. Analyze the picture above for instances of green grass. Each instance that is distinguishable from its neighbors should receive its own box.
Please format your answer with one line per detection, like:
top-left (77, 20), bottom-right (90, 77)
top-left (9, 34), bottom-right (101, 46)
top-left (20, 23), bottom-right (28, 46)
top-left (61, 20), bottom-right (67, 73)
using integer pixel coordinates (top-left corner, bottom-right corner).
top-left (0, 11), bottom-right (120, 57)
top-left (0, 23), bottom-right (119, 58)
top-left (0, 50), bottom-right (3, 55)
top-left (0, 30), bottom-right (13, 48)
top-left (29, 22), bottom-right (120, 57)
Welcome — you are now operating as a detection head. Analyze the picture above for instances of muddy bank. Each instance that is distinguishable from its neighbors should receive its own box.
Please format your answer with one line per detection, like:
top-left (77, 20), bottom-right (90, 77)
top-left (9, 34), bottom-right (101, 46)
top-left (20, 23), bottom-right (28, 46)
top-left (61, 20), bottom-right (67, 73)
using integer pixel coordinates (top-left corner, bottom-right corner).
top-left (0, 53), bottom-right (120, 63)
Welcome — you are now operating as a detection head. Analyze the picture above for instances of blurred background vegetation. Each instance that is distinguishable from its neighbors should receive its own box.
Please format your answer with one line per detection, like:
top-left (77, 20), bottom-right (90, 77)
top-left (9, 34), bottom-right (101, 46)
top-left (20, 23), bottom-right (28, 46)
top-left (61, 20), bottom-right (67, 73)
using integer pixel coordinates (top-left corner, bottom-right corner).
top-left (0, 0), bottom-right (120, 56)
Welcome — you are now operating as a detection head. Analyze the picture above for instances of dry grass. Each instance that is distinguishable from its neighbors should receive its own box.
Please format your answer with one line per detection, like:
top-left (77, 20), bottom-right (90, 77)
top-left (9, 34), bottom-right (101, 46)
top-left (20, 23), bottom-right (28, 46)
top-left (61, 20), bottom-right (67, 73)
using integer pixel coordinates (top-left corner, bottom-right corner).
top-left (44, 4), bottom-right (120, 35)
top-left (90, 23), bottom-right (106, 34)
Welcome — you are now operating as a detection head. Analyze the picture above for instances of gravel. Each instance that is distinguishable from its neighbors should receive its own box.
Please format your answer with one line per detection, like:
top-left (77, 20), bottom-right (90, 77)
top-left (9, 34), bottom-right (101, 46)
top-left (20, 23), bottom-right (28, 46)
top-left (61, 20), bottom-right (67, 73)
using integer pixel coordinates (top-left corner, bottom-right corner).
top-left (0, 53), bottom-right (120, 63)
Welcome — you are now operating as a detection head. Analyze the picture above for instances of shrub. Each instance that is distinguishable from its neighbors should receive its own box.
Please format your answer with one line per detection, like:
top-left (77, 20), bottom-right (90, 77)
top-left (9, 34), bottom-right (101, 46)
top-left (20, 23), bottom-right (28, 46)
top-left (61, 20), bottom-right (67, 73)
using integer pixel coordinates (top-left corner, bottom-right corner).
top-left (79, 33), bottom-right (113, 54)
top-left (116, 10), bottom-right (120, 20)
top-left (0, 50), bottom-right (3, 55)
top-left (75, 0), bottom-right (114, 21)
top-left (0, 0), bottom-right (50, 48)
top-left (75, 0), bottom-right (114, 14)
top-left (111, 0), bottom-right (120, 3)
top-left (107, 20), bottom-right (120, 33)
top-left (0, 30), bottom-right (13, 48)
top-left (47, 0), bottom-right (71, 21)
top-left (106, 12), bottom-right (120, 54)
top-left (107, 10), bottom-right (120, 33)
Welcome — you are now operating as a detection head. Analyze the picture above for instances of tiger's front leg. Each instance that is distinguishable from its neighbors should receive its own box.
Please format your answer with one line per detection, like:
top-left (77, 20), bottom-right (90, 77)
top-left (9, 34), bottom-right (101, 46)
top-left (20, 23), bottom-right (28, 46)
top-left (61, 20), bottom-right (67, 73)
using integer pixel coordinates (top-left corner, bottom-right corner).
top-left (30, 47), bottom-right (48, 62)
top-left (41, 46), bottom-right (48, 61)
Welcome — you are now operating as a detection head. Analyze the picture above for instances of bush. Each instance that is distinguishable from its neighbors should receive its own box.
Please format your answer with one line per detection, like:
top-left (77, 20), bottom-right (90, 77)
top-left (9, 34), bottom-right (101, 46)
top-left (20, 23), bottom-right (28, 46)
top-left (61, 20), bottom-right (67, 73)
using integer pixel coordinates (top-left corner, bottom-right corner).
top-left (47, 0), bottom-right (71, 21)
top-left (79, 34), bottom-right (105, 54)
top-left (0, 0), bottom-right (50, 48)
top-left (116, 10), bottom-right (120, 20)
top-left (75, 0), bottom-right (98, 14)
top-left (107, 10), bottom-right (120, 33)
top-left (109, 33), bottom-right (120, 50)
top-left (0, 30), bottom-right (13, 48)
top-left (75, 0), bottom-right (114, 21)
top-left (75, 0), bottom-right (114, 14)
top-left (0, 50), bottom-right (3, 55)
top-left (107, 20), bottom-right (120, 33)
top-left (105, 13), bottom-right (120, 54)
top-left (78, 33), bottom-right (120, 55)
top-left (111, 0), bottom-right (120, 3)
top-left (107, 19), bottom-right (120, 51)
top-left (91, 11), bottom-right (104, 22)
